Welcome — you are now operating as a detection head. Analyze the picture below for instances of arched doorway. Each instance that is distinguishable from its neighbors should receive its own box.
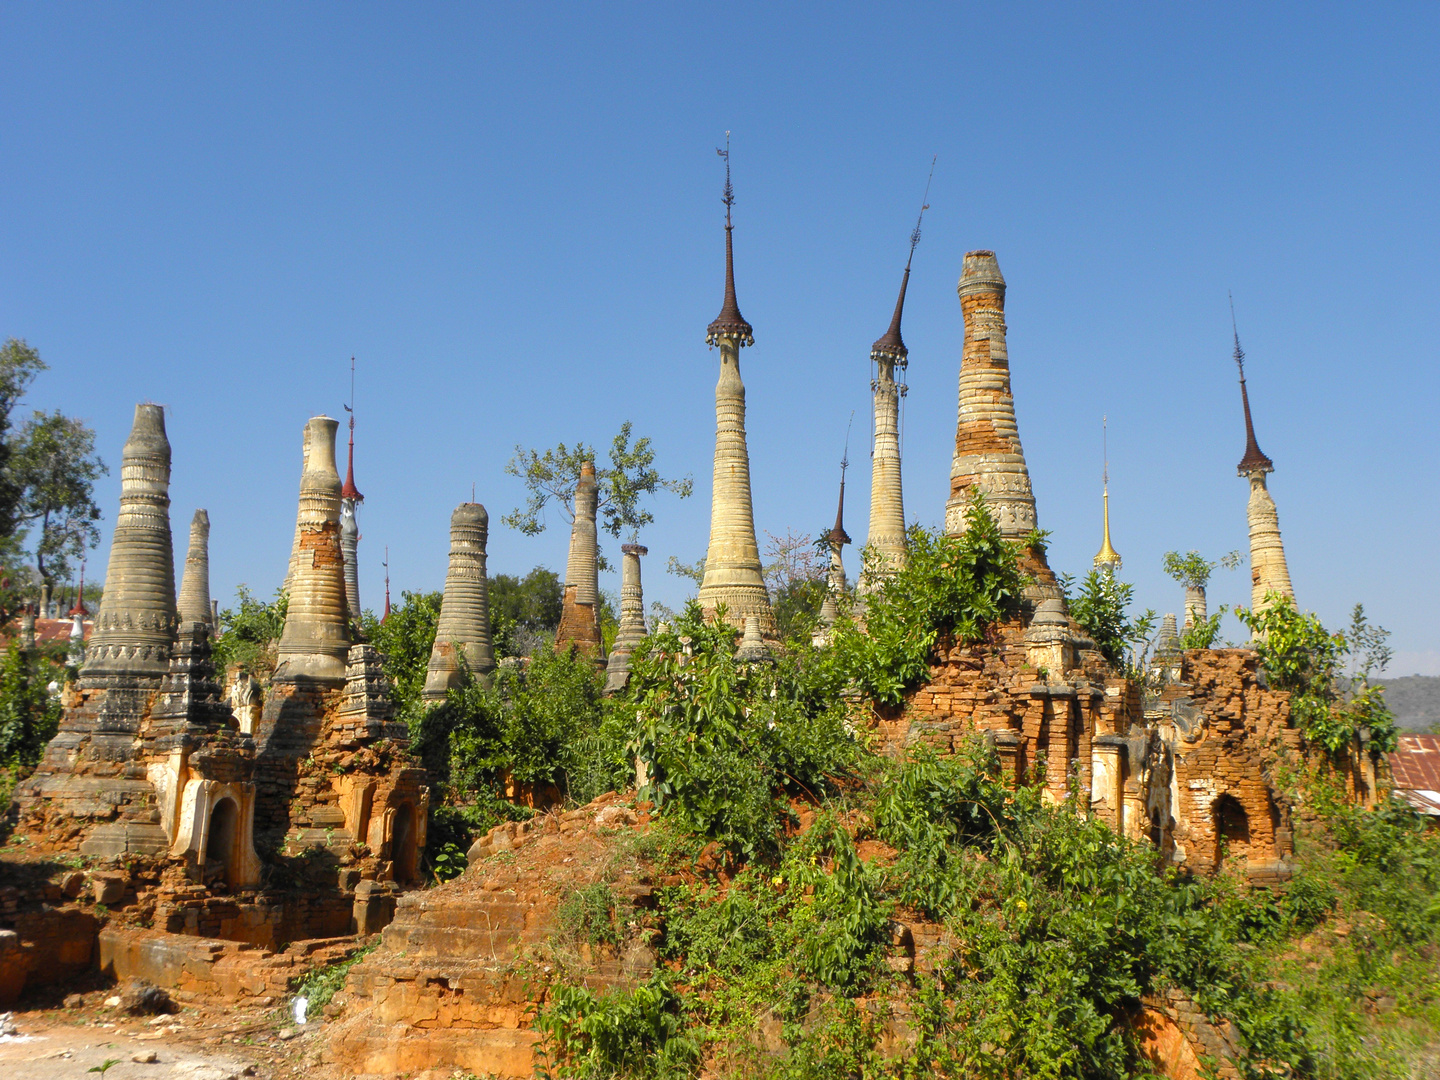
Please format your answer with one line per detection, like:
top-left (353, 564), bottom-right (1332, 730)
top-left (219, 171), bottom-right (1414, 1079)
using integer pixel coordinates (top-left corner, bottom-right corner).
top-left (391, 805), bottom-right (416, 884)
top-left (1213, 794), bottom-right (1250, 866)
top-left (206, 798), bottom-right (239, 885)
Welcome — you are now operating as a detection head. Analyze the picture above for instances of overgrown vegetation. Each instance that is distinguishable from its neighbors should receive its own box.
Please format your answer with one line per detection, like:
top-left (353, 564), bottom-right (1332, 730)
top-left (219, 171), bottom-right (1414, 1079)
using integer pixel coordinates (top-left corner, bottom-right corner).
top-left (1063, 569), bottom-right (1156, 671)
top-left (1239, 596), bottom-right (1399, 756)
top-left (829, 494), bottom-right (1032, 705)
top-left (292, 940), bottom-right (379, 1014)
top-left (211, 585), bottom-right (287, 678)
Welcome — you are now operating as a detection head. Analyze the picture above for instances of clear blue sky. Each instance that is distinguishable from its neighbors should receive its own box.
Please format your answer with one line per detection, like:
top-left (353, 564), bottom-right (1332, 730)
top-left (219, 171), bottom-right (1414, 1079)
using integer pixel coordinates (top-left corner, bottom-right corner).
top-left (3, 4), bottom-right (1437, 673)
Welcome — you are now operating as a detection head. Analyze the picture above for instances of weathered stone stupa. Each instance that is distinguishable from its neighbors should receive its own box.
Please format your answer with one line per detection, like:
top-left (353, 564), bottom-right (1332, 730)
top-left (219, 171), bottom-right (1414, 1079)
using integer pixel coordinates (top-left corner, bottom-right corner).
top-left (82, 403), bottom-right (178, 683)
top-left (423, 503), bottom-right (497, 701)
top-left (272, 416), bottom-right (351, 685)
top-left (17, 403), bottom-right (181, 853)
top-left (604, 543), bottom-right (648, 693)
top-left (176, 509), bottom-right (213, 628)
top-left (696, 143), bottom-right (776, 637)
top-left (554, 461), bottom-right (604, 658)
top-left (1233, 317), bottom-right (1294, 617)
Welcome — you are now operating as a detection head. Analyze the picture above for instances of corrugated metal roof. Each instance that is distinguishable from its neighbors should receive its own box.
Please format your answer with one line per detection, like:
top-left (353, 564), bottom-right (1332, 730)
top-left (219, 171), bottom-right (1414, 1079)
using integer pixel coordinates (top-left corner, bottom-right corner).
top-left (1389, 735), bottom-right (1440, 816)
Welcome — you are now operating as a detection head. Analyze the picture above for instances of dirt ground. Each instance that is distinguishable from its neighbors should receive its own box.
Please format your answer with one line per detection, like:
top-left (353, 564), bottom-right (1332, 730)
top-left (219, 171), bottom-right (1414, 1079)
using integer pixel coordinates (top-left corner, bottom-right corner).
top-left (0, 994), bottom-right (322, 1080)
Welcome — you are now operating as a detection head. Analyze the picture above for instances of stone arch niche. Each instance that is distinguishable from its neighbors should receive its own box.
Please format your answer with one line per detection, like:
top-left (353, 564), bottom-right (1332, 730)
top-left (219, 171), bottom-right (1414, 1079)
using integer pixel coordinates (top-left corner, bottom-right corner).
top-left (1212, 793), bottom-right (1251, 866)
top-left (172, 778), bottom-right (262, 889)
top-left (391, 804), bottom-right (417, 883)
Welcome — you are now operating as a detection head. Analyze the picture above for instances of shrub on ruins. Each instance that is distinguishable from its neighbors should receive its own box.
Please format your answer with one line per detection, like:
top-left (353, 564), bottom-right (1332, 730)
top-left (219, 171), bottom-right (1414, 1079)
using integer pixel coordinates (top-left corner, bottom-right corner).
top-left (1238, 597), bottom-right (1398, 756)
top-left (360, 589), bottom-right (441, 718)
top-left (212, 585), bottom-right (287, 679)
top-left (1063, 569), bottom-right (1156, 672)
top-left (829, 494), bottom-right (1030, 705)
top-left (623, 601), bottom-right (859, 855)
top-left (535, 971), bottom-right (700, 1080)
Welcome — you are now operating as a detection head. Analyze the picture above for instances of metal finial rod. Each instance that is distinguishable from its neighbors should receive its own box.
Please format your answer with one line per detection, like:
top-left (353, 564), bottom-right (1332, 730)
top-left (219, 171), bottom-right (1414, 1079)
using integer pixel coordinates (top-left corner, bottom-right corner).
top-left (907, 154), bottom-right (936, 269)
top-left (1229, 291), bottom-right (1246, 377)
top-left (1102, 415), bottom-right (1109, 489)
top-left (345, 356), bottom-right (356, 431)
top-left (717, 131), bottom-right (733, 227)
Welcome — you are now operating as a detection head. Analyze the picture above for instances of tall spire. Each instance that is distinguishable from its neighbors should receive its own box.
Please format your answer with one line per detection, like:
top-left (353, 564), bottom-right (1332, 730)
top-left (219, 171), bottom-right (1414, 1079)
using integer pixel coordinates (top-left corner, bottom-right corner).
top-left (382, 546), bottom-right (391, 622)
top-left (340, 357), bottom-right (363, 620)
top-left (871, 155), bottom-right (933, 361)
top-left (1093, 417), bottom-right (1121, 574)
top-left (1231, 296), bottom-right (1273, 476)
top-left (817, 441), bottom-right (852, 640)
top-left (697, 135), bottom-right (775, 636)
top-left (1229, 298), bottom-right (1294, 621)
top-left (865, 164), bottom-right (932, 587)
top-left (706, 132), bottom-right (754, 347)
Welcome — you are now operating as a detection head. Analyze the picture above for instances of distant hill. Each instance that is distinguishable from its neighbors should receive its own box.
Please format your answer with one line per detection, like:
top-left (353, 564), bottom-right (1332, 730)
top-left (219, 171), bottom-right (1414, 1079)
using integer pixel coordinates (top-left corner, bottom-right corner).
top-left (1375, 675), bottom-right (1440, 732)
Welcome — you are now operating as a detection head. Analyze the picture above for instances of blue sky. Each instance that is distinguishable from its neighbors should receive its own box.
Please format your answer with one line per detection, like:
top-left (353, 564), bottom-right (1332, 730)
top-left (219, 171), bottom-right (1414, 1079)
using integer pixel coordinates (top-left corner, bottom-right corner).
top-left (2, 4), bottom-right (1437, 672)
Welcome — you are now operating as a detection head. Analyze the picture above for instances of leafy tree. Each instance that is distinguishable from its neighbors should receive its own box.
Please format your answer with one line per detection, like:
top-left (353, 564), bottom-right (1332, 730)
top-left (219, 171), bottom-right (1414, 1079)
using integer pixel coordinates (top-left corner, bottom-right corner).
top-left (1161, 549), bottom-right (1243, 590)
top-left (503, 421), bottom-right (692, 566)
top-left (488, 566), bottom-right (562, 657)
top-left (1064, 570), bottom-right (1156, 671)
top-left (212, 586), bottom-right (288, 679)
top-left (763, 529), bottom-right (829, 643)
top-left (8, 409), bottom-right (107, 587)
top-left (0, 339), bottom-right (49, 540)
top-left (0, 641), bottom-right (63, 772)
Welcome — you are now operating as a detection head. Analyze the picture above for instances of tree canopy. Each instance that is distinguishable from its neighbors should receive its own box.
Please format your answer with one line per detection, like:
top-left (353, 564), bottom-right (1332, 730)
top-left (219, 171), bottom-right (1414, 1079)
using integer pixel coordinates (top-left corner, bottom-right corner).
top-left (502, 421), bottom-right (691, 551)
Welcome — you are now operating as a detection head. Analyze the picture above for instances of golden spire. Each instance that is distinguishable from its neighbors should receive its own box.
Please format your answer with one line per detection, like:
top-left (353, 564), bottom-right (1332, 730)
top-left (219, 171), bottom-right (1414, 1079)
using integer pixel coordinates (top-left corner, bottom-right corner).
top-left (1093, 416), bottom-right (1121, 573)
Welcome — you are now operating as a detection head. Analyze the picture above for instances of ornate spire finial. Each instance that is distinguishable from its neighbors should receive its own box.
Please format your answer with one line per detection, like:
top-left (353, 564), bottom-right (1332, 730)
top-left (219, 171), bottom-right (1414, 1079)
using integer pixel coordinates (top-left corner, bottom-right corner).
top-left (1231, 294), bottom-right (1274, 476)
top-left (1094, 416), bottom-right (1121, 573)
top-left (828, 415), bottom-right (853, 547)
top-left (341, 357), bottom-right (363, 503)
top-left (707, 132), bottom-right (754, 347)
top-left (382, 546), bottom-right (391, 622)
top-left (873, 156), bottom-right (935, 362)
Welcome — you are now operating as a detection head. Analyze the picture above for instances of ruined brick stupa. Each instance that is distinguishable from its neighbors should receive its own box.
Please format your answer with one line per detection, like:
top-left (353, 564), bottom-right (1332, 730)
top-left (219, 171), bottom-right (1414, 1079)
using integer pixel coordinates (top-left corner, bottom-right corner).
top-left (554, 461), bottom-right (604, 658)
top-left (696, 142), bottom-right (776, 637)
top-left (944, 250), bottom-right (1062, 606)
top-left (272, 415), bottom-right (351, 686)
top-left (423, 502), bottom-right (496, 701)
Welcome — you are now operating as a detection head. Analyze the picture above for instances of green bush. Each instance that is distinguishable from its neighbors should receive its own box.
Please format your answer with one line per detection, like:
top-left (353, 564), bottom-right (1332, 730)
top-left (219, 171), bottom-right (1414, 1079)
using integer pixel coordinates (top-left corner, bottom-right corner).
top-left (625, 602), bottom-right (858, 855)
top-left (535, 973), bottom-right (699, 1080)
top-left (830, 495), bottom-right (1030, 705)
top-left (558, 882), bottom-right (624, 946)
top-left (211, 585), bottom-right (287, 678)
top-left (0, 642), bottom-right (62, 771)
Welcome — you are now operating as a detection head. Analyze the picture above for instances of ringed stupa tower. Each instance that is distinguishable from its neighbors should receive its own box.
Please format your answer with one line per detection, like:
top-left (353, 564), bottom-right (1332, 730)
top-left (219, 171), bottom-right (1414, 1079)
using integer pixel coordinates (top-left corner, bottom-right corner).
top-left (1232, 303), bottom-right (1294, 616)
top-left (864, 172), bottom-right (931, 589)
top-left (816, 458), bottom-right (851, 637)
top-left (696, 136), bottom-right (776, 637)
top-left (176, 509), bottom-right (213, 629)
top-left (423, 502), bottom-right (496, 700)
